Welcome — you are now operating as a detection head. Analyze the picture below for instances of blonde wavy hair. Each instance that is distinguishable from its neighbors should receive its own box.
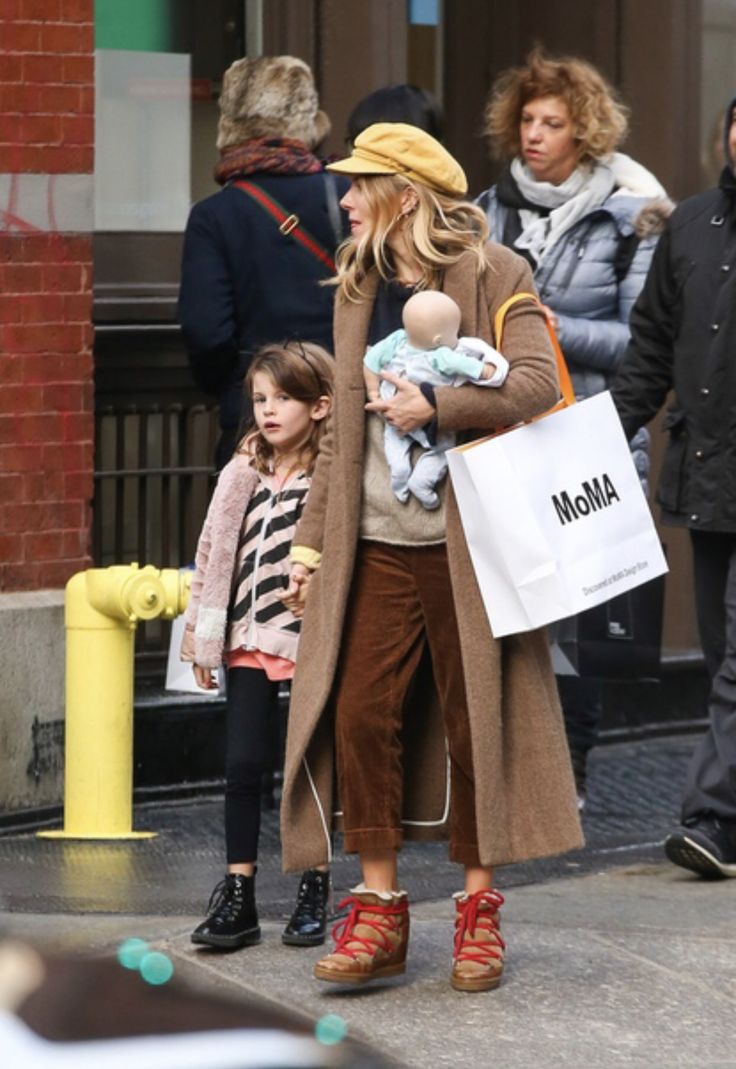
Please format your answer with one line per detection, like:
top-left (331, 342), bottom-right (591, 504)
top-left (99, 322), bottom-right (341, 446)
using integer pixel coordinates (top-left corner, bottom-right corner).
top-left (331, 175), bottom-right (489, 302)
top-left (484, 49), bottom-right (629, 164)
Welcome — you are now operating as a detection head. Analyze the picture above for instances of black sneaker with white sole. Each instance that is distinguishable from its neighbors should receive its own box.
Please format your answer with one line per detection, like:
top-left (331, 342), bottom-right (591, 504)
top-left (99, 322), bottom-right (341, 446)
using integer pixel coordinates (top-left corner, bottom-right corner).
top-left (664, 814), bottom-right (736, 879)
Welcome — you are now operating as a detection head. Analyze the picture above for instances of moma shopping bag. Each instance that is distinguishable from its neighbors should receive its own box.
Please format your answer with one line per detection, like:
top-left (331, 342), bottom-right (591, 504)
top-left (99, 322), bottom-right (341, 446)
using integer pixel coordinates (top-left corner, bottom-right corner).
top-left (550, 571), bottom-right (665, 679)
top-left (447, 390), bottom-right (668, 638)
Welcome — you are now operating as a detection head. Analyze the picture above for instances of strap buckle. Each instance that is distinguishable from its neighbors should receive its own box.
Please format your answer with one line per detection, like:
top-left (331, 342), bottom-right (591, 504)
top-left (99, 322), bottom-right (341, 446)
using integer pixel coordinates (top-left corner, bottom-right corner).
top-left (279, 213), bottom-right (299, 236)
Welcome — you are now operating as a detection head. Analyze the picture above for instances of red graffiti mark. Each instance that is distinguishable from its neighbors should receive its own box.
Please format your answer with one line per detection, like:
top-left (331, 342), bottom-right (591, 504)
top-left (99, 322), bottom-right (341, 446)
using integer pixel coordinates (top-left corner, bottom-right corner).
top-left (47, 173), bottom-right (59, 232)
top-left (1, 173), bottom-right (60, 234)
top-left (1, 174), bottom-right (75, 361)
top-left (0, 207), bottom-right (43, 233)
top-left (2, 174), bottom-right (41, 232)
top-left (8, 173), bottom-right (19, 218)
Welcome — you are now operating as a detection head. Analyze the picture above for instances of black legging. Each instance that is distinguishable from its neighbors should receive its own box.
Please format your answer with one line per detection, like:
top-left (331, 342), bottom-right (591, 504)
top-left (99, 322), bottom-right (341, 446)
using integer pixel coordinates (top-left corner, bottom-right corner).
top-left (224, 666), bottom-right (282, 864)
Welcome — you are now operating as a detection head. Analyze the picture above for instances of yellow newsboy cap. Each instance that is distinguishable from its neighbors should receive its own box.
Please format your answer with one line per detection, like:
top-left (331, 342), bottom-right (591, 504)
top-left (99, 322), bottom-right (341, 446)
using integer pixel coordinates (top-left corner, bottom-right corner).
top-left (326, 122), bottom-right (467, 196)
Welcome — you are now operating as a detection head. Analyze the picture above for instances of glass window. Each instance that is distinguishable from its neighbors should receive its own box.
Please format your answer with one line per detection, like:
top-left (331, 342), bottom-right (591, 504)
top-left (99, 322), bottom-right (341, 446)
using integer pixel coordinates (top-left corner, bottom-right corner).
top-left (95, 49), bottom-right (191, 230)
top-left (94, 0), bottom-right (248, 231)
top-left (407, 0), bottom-right (443, 104)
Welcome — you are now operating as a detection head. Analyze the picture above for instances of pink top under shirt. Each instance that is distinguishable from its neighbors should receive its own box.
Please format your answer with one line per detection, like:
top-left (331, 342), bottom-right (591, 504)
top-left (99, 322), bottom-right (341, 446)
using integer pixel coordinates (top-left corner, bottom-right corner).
top-left (225, 648), bottom-right (296, 681)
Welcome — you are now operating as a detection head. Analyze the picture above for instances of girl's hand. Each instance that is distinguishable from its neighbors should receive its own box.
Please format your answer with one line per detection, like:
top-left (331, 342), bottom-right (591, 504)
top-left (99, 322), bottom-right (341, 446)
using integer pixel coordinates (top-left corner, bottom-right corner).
top-left (193, 663), bottom-right (218, 690)
top-left (540, 303), bottom-right (559, 330)
top-left (279, 563), bottom-right (312, 618)
top-left (365, 372), bottom-right (435, 433)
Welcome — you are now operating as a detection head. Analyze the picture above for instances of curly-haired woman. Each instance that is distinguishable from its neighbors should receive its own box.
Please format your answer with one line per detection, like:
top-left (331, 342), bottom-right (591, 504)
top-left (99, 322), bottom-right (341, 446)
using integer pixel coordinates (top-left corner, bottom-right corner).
top-left (476, 51), bottom-right (672, 803)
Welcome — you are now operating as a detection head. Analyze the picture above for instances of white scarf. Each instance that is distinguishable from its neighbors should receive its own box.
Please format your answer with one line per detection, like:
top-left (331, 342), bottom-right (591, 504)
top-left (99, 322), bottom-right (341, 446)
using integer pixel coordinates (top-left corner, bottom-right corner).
top-left (510, 156), bottom-right (616, 266)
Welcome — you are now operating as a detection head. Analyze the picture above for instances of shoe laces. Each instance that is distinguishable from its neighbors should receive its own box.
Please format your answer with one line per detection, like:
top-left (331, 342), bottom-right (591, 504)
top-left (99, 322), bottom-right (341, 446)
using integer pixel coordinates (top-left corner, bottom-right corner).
top-left (330, 895), bottom-right (406, 963)
top-left (292, 872), bottom-right (328, 919)
top-left (454, 889), bottom-right (505, 966)
top-left (205, 876), bottom-right (243, 924)
top-left (685, 813), bottom-right (736, 847)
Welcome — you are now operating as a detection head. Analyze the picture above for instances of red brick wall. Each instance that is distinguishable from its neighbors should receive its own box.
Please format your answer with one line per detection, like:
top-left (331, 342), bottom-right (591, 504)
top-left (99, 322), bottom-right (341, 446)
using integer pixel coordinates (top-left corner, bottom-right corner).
top-left (0, 0), bottom-right (94, 592)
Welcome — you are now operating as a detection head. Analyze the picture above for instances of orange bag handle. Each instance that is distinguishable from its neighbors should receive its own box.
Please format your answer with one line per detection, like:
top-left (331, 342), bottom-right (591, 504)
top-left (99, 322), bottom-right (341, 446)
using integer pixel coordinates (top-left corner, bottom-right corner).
top-left (494, 291), bottom-right (576, 408)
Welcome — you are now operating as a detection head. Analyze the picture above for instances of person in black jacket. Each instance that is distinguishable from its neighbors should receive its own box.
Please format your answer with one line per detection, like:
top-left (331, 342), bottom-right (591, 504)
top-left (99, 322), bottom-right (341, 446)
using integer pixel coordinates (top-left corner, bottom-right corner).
top-left (612, 95), bottom-right (736, 878)
top-left (178, 55), bottom-right (347, 468)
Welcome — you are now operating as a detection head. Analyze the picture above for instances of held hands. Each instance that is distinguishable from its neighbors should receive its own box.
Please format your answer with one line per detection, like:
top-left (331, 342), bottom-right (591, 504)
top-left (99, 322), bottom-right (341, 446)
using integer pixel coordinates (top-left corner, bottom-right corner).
top-left (365, 371), bottom-right (435, 433)
top-left (540, 304), bottom-right (559, 330)
top-left (278, 563), bottom-right (313, 618)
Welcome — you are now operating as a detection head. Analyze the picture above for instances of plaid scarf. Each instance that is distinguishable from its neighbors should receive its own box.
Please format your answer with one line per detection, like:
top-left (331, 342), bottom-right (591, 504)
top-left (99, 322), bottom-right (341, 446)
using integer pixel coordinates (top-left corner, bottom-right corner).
top-left (214, 137), bottom-right (323, 186)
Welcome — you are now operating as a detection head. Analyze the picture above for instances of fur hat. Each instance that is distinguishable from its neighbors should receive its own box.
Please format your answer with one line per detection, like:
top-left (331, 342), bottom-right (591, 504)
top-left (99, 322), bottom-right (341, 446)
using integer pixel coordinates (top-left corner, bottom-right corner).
top-left (217, 55), bottom-right (330, 152)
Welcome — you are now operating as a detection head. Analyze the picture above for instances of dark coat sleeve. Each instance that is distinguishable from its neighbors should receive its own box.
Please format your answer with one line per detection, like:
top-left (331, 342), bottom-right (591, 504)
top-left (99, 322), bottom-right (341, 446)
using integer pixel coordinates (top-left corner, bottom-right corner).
top-left (611, 225), bottom-right (677, 439)
top-left (178, 200), bottom-right (241, 396)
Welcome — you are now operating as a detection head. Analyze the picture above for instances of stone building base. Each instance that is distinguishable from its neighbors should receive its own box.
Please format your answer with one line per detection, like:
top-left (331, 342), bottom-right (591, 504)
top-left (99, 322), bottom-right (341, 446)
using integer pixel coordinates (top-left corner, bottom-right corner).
top-left (0, 590), bottom-right (65, 818)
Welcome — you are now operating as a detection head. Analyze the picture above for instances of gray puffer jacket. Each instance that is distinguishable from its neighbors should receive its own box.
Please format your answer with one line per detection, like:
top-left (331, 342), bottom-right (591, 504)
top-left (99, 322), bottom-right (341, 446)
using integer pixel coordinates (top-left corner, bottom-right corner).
top-left (477, 159), bottom-right (672, 487)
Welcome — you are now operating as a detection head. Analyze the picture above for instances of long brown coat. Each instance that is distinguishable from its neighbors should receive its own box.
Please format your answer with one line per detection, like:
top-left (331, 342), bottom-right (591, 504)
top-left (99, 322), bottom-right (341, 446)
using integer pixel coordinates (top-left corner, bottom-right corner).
top-left (280, 243), bottom-right (584, 872)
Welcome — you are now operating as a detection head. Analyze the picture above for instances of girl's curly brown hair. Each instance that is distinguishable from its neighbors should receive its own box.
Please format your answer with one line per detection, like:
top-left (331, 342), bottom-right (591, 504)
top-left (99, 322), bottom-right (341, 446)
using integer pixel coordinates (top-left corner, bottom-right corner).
top-left (484, 48), bottom-right (629, 164)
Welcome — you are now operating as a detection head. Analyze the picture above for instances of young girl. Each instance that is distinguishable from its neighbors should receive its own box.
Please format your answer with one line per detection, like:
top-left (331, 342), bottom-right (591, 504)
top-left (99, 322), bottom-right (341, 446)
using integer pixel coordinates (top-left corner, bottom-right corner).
top-left (181, 341), bottom-right (334, 950)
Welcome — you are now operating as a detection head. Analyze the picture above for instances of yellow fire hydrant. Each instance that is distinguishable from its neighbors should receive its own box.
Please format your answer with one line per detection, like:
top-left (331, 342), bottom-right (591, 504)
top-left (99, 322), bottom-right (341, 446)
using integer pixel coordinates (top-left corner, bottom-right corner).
top-left (39, 564), bottom-right (190, 841)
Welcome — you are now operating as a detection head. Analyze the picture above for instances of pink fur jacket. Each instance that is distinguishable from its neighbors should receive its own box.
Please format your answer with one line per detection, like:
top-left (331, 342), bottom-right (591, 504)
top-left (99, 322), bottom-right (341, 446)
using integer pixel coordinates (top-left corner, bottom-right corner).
top-left (180, 454), bottom-right (259, 669)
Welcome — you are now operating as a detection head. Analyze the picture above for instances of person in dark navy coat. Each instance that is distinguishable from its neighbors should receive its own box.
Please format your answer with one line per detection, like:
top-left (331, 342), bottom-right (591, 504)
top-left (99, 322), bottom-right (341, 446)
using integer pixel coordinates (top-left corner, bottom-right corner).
top-left (178, 55), bottom-right (347, 467)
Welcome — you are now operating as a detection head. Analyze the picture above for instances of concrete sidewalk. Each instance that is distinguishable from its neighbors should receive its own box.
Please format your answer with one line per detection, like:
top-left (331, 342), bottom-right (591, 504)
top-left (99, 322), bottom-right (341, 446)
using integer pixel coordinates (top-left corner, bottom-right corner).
top-left (3, 863), bottom-right (733, 1068)
top-left (1, 735), bottom-right (735, 1067)
top-left (169, 864), bottom-right (735, 1069)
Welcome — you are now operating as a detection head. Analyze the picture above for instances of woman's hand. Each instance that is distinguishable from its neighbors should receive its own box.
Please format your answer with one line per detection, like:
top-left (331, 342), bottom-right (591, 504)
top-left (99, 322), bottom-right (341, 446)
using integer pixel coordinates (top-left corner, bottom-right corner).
top-left (193, 663), bottom-right (218, 690)
top-left (540, 303), bottom-right (560, 330)
top-left (278, 563), bottom-right (313, 618)
top-left (365, 371), bottom-right (435, 434)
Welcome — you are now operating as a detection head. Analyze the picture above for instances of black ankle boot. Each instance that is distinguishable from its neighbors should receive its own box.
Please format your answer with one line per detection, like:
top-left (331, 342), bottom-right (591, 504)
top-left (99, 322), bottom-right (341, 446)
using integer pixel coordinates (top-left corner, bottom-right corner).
top-left (281, 869), bottom-right (330, 947)
top-left (191, 872), bottom-right (261, 949)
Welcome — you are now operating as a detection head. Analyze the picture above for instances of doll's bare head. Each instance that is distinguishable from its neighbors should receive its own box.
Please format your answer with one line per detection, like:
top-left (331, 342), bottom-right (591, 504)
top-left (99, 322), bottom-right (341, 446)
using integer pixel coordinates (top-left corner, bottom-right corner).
top-left (402, 290), bottom-right (461, 350)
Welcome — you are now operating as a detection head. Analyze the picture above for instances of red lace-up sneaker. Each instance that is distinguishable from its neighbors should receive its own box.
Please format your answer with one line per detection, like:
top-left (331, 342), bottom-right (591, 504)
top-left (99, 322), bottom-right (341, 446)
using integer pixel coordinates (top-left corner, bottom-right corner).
top-left (313, 886), bottom-right (409, 985)
top-left (450, 888), bottom-right (505, 992)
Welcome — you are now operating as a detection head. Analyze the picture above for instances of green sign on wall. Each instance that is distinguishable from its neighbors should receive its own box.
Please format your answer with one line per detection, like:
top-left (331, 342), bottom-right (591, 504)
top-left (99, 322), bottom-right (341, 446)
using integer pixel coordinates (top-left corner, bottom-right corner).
top-left (95, 0), bottom-right (175, 52)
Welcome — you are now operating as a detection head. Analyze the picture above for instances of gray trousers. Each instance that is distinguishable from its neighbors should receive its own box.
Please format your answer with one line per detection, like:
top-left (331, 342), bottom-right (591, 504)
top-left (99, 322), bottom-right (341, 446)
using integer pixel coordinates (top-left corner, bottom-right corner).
top-left (384, 423), bottom-right (454, 510)
top-left (681, 530), bottom-right (736, 822)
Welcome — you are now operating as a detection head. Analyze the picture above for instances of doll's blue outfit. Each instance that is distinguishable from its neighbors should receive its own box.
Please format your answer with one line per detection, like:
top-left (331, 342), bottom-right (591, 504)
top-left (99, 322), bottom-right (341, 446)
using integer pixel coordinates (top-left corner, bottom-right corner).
top-left (365, 330), bottom-right (508, 509)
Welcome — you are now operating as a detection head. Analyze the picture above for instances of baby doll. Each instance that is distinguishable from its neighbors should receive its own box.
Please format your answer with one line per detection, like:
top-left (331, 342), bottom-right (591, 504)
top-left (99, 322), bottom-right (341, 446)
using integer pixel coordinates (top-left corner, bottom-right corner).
top-left (364, 290), bottom-right (509, 509)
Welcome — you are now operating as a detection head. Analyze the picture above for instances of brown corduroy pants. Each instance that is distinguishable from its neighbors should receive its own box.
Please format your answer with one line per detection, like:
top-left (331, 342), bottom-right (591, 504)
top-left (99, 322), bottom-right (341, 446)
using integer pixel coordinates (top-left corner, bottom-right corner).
top-left (333, 540), bottom-right (480, 866)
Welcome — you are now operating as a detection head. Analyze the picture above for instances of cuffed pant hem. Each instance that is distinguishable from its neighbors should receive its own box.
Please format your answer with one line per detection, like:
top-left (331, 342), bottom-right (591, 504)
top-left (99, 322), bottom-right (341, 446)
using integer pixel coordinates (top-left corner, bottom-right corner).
top-left (343, 827), bottom-right (404, 854)
top-left (448, 841), bottom-right (482, 868)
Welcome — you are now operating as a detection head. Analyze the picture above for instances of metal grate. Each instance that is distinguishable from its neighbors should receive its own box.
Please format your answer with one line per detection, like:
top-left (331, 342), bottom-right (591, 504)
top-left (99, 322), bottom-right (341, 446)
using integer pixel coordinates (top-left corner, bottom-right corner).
top-left (93, 402), bottom-right (219, 678)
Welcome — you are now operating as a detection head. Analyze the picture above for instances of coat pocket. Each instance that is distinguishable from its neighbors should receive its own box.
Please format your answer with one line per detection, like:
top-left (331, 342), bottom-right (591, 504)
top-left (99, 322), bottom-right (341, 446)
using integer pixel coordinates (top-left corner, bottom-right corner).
top-left (656, 408), bottom-right (687, 513)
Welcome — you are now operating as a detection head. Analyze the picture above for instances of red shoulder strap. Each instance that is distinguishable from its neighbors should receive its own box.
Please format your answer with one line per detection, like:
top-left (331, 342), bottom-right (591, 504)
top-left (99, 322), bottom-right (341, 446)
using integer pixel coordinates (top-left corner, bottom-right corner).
top-left (232, 179), bottom-right (336, 273)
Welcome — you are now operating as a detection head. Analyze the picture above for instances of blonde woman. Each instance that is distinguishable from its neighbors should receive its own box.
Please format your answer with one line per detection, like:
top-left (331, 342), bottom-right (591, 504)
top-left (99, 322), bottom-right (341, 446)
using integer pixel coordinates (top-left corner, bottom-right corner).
top-left (477, 51), bottom-right (672, 805)
top-left (279, 123), bottom-right (582, 993)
